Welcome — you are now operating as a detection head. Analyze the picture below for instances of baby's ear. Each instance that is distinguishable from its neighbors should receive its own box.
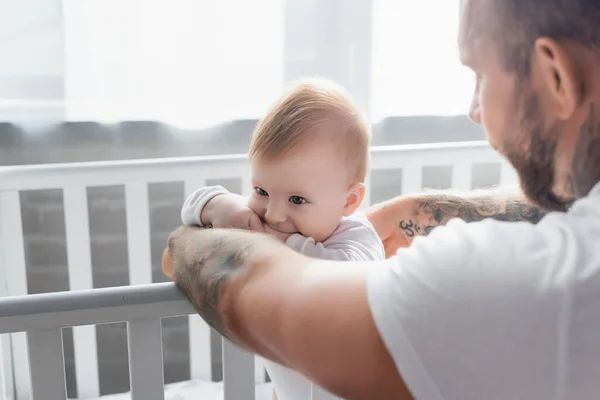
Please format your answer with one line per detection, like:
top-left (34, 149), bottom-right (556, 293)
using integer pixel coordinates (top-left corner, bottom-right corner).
top-left (343, 183), bottom-right (366, 217)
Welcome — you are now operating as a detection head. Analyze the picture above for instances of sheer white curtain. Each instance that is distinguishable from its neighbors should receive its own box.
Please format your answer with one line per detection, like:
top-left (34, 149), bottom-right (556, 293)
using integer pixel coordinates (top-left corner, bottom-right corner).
top-left (62, 0), bottom-right (285, 128)
top-left (0, 0), bottom-right (472, 126)
top-left (371, 0), bottom-right (474, 121)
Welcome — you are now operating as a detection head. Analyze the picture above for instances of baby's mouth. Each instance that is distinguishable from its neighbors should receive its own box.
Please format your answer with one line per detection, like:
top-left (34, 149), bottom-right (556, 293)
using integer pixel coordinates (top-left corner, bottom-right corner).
top-left (264, 223), bottom-right (296, 235)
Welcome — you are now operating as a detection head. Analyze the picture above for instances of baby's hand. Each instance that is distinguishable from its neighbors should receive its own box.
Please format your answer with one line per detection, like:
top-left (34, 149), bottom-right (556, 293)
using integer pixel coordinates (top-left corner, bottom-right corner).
top-left (203, 193), bottom-right (264, 232)
top-left (263, 224), bottom-right (292, 243)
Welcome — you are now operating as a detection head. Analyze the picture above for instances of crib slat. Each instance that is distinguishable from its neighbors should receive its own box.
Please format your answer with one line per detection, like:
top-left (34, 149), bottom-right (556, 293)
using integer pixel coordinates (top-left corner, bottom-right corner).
top-left (401, 165), bottom-right (422, 195)
top-left (63, 186), bottom-right (101, 398)
top-left (27, 329), bottom-right (67, 399)
top-left (0, 211), bottom-right (14, 399)
top-left (0, 191), bottom-right (32, 399)
top-left (0, 334), bottom-right (14, 399)
top-left (125, 183), bottom-right (152, 285)
top-left (451, 162), bottom-right (472, 191)
top-left (189, 315), bottom-right (212, 380)
top-left (223, 340), bottom-right (255, 400)
top-left (311, 384), bottom-right (339, 400)
top-left (127, 319), bottom-right (164, 400)
top-left (254, 356), bottom-right (266, 384)
top-left (184, 179), bottom-right (213, 381)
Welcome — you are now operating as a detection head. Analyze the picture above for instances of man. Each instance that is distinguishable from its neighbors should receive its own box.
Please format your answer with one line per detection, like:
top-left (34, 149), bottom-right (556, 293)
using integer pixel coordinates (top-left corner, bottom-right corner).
top-left (162, 1), bottom-right (600, 398)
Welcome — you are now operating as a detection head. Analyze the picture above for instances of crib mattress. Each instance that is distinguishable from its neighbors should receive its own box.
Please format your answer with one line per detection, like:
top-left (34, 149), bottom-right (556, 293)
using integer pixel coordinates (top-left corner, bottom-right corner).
top-left (74, 379), bottom-right (273, 400)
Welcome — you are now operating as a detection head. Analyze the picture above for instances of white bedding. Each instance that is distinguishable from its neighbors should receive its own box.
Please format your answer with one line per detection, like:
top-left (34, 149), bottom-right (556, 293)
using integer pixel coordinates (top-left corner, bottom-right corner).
top-left (75, 380), bottom-right (273, 400)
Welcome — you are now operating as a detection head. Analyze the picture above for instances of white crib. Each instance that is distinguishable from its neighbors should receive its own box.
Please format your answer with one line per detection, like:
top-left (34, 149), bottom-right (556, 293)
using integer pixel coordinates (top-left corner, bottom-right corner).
top-left (0, 141), bottom-right (518, 400)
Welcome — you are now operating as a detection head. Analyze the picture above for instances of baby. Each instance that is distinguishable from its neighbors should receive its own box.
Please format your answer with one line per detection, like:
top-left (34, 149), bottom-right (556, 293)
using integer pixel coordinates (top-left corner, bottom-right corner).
top-left (180, 78), bottom-right (385, 400)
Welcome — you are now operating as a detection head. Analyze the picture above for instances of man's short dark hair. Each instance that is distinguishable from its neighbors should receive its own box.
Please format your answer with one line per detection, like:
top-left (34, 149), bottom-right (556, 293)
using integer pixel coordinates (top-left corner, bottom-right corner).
top-left (475, 0), bottom-right (600, 77)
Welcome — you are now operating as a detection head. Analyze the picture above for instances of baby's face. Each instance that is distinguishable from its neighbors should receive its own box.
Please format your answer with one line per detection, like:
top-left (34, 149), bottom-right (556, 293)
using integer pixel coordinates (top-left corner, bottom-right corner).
top-left (248, 141), bottom-right (356, 243)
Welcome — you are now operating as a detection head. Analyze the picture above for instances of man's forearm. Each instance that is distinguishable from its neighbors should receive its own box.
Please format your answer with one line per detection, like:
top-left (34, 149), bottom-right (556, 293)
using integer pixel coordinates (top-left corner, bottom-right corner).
top-left (407, 185), bottom-right (547, 235)
top-left (165, 225), bottom-right (301, 364)
top-left (370, 185), bottom-right (548, 247)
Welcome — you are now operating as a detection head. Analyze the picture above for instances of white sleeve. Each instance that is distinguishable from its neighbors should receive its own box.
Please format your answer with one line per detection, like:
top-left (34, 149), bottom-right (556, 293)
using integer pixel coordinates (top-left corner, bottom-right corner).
top-left (285, 213), bottom-right (385, 261)
top-left (367, 215), bottom-right (578, 400)
top-left (181, 185), bottom-right (229, 226)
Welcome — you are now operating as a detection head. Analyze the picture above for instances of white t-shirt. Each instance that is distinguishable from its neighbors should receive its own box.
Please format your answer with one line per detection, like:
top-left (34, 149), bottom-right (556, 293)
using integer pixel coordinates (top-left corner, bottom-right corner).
top-left (367, 182), bottom-right (600, 400)
top-left (182, 185), bottom-right (385, 400)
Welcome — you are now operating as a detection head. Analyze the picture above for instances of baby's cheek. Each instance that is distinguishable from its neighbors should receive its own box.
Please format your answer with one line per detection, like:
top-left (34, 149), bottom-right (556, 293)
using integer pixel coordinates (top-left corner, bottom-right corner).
top-left (247, 196), bottom-right (266, 219)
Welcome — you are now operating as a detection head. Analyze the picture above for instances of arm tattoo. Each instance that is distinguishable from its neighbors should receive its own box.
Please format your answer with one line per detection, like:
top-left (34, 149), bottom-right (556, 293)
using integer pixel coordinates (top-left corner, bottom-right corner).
top-left (570, 102), bottom-right (600, 198)
top-left (173, 249), bottom-right (237, 339)
top-left (402, 191), bottom-right (547, 237)
top-left (168, 229), bottom-right (263, 343)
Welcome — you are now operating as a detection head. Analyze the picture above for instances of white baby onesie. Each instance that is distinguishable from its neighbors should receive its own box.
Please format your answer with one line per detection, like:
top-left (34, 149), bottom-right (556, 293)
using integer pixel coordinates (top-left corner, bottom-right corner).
top-left (181, 185), bottom-right (385, 400)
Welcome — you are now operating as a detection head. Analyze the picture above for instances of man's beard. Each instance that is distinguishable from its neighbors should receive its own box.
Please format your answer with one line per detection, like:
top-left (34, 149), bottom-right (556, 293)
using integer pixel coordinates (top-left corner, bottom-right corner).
top-left (500, 92), bottom-right (573, 212)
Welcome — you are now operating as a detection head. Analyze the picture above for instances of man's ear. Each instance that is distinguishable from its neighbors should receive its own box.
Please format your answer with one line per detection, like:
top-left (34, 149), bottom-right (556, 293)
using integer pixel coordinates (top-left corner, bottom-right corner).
top-left (532, 37), bottom-right (583, 120)
top-left (343, 183), bottom-right (366, 217)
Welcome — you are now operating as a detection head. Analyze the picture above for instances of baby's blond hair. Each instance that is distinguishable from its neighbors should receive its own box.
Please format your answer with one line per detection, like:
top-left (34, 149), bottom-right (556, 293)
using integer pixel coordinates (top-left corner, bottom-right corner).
top-left (249, 77), bottom-right (371, 183)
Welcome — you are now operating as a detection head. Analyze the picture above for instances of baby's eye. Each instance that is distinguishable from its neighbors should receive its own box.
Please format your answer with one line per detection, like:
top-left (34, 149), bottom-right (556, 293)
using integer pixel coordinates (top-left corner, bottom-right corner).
top-left (255, 187), bottom-right (268, 196)
top-left (289, 195), bottom-right (306, 205)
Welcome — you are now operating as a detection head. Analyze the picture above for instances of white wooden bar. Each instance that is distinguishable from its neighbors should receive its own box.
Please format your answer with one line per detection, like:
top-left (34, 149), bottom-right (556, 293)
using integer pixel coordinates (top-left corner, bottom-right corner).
top-left (0, 142), bottom-right (498, 193)
top-left (451, 162), bottom-right (472, 191)
top-left (311, 384), bottom-right (339, 400)
top-left (184, 179), bottom-right (213, 381)
top-left (0, 283), bottom-right (193, 335)
top-left (27, 328), bottom-right (67, 400)
top-left (188, 315), bottom-right (212, 381)
top-left (0, 191), bottom-right (31, 399)
top-left (222, 340), bottom-right (255, 400)
top-left (254, 357), bottom-right (266, 384)
top-left (127, 319), bottom-right (165, 400)
top-left (0, 207), bottom-right (14, 399)
top-left (401, 165), bottom-right (422, 195)
top-left (369, 142), bottom-right (502, 172)
top-left (0, 154), bottom-right (248, 192)
top-left (0, 334), bottom-right (14, 400)
top-left (63, 186), bottom-right (100, 398)
top-left (125, 183), bottom-right (153, 285)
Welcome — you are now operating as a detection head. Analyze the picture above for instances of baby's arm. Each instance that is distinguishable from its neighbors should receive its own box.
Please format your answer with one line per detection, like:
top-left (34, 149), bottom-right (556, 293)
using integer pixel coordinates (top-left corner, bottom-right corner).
top-left (181, 186), bottom-right (229, 226)
top-left (285, 214), bottom-right (385, 261)
top-left (181, 186), bottom-right (263, 232)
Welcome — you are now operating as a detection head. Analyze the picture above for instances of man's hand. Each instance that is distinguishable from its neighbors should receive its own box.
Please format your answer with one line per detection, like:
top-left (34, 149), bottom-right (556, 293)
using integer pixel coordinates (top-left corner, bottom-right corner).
top-left (202, 193), bottom-right (264, 232)
top-left (162, 247), bottom-right (174, 279)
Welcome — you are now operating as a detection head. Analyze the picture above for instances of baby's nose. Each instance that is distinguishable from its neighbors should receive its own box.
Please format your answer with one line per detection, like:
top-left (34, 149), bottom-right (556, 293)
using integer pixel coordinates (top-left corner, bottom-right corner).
top-left (265, 203), bottom-right (286, 224)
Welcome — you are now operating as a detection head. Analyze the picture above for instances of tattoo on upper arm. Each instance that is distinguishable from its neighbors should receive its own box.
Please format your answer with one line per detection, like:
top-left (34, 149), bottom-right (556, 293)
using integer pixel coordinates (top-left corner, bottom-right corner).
top-left (570, 102), bottom-right (600, 198)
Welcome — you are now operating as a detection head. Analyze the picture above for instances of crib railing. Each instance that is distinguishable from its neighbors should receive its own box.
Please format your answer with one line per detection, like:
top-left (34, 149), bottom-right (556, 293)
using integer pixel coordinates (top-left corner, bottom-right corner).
top-left (0, 141), bottom-right (518, 399)
top-left (0, 283), bottom-right (257, 400)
